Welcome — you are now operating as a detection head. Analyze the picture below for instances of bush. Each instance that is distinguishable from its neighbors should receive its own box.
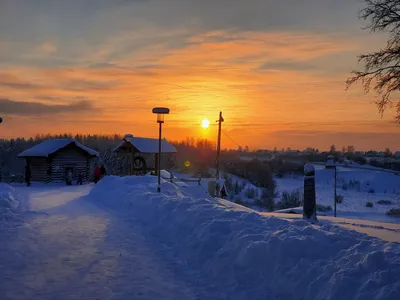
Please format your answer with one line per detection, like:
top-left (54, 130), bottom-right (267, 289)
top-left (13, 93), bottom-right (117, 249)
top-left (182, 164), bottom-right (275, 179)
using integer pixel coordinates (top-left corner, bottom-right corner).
top-left (316, 204), bottom-right (332, 212)
top-left (366, 201), bottom-right (374, 208)
top-left (233, 181), bottom-right (243, 194)
top-left (234, 196), bottom-right (243, 205)
top-left (386, 208), bottom-right (400, 216)
top-left (368, 188), bottom-right (375, 194)
top-left (278, 190), bottom-right (303, 209)
top-left (335, 195), bottom-right (344, 204)
top-left (223, 173), bottom-right (233, 194)
top-left (342, 183), bottom-right (348, 190)
top-left (259, 188), bottom-right (275, 211)
top-left (377, 200), bottom-right (393, 205)
top-left (245, 187), bottom-right (258, 199)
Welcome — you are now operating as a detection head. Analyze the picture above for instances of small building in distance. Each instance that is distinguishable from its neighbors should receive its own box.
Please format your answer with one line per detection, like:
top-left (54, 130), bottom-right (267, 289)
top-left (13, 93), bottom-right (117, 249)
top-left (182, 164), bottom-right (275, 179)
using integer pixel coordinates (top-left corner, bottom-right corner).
top-left (113, 134), bottom-right (177, 175)
top-left (18, 139), bottom-right (99, 183)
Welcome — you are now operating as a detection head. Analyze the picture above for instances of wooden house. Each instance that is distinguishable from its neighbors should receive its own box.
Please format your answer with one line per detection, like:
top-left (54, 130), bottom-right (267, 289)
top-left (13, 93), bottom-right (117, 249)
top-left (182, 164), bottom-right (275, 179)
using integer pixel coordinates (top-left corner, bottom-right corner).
top-left (18, 139), bottom-right (99, 183)
top-left (113, 134), bottom-right (177, 175)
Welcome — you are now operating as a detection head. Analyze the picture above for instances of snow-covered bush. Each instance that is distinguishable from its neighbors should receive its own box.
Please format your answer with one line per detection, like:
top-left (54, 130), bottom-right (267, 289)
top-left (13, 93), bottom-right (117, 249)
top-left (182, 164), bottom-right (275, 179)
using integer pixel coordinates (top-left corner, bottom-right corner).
top-left (368, 188), bottom-right (375, 194)
top-left (223, 174), bottom-right (233, 194)
top-left (386, 208), bottom-right (400, 216)
top-left (366, 201), bottom-right (374, 208)
top-left (245, 187), bottom-right (258, 199)
top-left (259, 188), bottom-right (275, 211)
top-left (335, 194), bottom-right (344, 204)
top-left (278, 190), bottom-right (303, 209)
top-left (234, 196), bottom-right (243, 205)
top-left (377, 200), bottom-right (393, 205)
top-left (316, 204), bottom-right (332, 212)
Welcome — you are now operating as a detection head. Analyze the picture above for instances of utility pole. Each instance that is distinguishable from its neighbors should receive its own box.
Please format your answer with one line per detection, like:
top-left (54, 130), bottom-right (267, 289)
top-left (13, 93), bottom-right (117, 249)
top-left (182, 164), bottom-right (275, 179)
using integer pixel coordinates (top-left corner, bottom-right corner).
top-left (215, 111), bottom-right (224, 180)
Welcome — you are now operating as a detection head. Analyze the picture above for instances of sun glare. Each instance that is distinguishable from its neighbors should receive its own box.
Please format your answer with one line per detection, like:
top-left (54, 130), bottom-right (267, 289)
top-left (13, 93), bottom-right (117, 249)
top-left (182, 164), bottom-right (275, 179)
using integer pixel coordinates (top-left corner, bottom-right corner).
top-left (202, 118), bottom-right (210, 129)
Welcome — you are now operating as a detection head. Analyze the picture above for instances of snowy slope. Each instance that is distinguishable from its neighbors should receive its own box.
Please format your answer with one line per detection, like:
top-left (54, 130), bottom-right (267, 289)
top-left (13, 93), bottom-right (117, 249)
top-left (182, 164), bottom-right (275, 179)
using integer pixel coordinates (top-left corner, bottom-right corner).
top-left (87, 176), bottom-right (400, 300)
top-left (275, 168), bottom-right (400, 223)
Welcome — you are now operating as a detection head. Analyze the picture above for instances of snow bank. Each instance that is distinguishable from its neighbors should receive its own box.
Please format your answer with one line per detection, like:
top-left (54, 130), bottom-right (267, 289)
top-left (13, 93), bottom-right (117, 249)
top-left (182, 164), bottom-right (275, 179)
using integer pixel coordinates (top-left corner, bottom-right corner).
top-left (89, 176), bottom-right (400, 300)
top-left (0, 183), bottom-right (20, 221)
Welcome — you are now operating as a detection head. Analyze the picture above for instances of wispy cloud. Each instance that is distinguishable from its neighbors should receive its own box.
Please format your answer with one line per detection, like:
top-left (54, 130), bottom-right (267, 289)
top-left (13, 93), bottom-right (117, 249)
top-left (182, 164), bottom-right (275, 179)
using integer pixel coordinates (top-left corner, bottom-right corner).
top-left (0, 98), bottom-right (97, 116)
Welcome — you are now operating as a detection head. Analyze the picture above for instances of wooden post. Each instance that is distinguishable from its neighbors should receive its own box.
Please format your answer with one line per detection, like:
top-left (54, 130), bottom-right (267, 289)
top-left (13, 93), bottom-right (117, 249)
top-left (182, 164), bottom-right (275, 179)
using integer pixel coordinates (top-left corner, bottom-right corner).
top-left (303, 163), bottom-right (317, 221)
top-left (154, 153), bottom-right (159, 176)
top-left (215, 111), bottom-right (223, 180)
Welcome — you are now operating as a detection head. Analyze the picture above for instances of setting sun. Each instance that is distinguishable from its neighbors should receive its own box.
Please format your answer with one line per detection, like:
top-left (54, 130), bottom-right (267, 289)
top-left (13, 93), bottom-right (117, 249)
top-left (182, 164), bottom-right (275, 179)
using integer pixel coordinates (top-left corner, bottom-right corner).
top-left (201, 118), bottom-right (210, 129)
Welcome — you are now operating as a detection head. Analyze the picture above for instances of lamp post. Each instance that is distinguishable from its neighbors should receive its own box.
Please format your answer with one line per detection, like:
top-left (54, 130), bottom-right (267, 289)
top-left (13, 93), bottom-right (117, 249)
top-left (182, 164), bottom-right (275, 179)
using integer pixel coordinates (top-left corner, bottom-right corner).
top-left (152, 107), bottom-right (170, 193)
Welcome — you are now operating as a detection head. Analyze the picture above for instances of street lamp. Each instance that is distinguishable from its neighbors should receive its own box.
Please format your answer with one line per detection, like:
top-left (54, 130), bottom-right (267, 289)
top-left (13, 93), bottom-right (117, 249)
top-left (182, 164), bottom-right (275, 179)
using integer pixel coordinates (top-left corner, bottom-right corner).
top-left (152, 107), bottom-right (170, 193)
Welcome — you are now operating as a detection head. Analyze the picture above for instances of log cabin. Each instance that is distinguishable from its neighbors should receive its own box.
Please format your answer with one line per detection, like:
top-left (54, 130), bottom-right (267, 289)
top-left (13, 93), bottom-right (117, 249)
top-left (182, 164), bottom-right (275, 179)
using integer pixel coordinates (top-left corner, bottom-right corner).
top-left (18, 139), bottom-right (99, 183)
top-left (113, 134), bottom-right (177, 175)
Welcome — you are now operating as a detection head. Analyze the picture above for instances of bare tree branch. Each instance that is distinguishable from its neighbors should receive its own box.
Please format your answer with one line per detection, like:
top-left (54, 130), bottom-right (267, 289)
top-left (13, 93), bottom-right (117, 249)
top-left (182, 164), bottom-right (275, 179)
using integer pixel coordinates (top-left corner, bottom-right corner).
top-left (348, 0), bottom-right (400, 122)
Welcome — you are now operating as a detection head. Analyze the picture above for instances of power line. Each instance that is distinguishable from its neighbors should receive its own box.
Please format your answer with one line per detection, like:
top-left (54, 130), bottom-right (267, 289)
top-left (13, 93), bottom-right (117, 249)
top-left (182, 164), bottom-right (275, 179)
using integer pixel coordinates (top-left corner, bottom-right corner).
top-left (222, 130), bottom-right (242, 149)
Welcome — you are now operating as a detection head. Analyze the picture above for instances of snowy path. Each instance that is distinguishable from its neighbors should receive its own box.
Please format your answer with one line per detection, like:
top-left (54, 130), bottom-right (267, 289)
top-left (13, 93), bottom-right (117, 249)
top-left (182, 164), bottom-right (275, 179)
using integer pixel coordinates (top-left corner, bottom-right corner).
top-left (0, 185), bottom-right (196, 300)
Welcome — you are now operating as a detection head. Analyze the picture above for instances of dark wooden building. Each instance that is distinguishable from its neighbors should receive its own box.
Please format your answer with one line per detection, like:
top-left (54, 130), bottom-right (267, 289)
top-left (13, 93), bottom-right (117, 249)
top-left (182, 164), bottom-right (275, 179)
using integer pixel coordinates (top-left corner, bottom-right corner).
top-left (18, 139), bottom-right (99, 183)
top-left (113, 134), bottom-right (177, 175)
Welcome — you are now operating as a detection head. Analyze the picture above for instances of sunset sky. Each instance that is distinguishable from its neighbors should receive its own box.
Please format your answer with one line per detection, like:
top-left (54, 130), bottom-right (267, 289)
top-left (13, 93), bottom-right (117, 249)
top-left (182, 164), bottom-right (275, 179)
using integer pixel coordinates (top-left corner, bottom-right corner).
top-left (0, 0), bottom-right (399, 151)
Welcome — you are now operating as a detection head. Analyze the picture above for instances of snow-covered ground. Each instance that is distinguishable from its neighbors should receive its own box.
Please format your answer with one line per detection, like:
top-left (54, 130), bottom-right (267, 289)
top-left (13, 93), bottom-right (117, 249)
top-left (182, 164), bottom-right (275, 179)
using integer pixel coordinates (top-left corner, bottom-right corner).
top-left (0, 178), bottom-right (399, 299)
top-left (274, 166), bottom-right (400, 224)
top-left (0, 183), bottom-right (22, 222)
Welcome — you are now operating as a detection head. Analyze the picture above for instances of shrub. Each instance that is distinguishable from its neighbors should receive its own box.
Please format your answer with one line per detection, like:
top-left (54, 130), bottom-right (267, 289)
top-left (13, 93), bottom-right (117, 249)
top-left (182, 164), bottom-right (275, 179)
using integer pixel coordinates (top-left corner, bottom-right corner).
top-left (368, 188), bottom-right (375, 194)
top-left (386, 208), bottom-right (400, 216)
top-left (366, 201), bottom-right (374, 208)
top-left (259, 188), bottom-right (275, 212)
top-left (377, 200), bottom-right (393, 205)
top-left (245, 188), bottom-right (258, 199)
top-left (335, 195), bottom-right (344, 204)
top-left (234, 196), bottom-right (243, 205)
top-left (342, 183), bottom-right (348, 190)
top-left (233, 181), bottom-right (242, 194)
top-left (278, 190), bottom-right (303, 209)
top-left (316, 204), bottom-right (332, 212)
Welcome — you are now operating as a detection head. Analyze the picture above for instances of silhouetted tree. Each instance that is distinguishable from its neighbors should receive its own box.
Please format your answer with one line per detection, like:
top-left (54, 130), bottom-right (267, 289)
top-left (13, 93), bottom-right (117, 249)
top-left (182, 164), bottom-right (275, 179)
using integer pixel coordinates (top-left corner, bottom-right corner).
top-left (385, 147), bottom-right (392, 157)
top-left (347, 0), bottom-right (400, 122)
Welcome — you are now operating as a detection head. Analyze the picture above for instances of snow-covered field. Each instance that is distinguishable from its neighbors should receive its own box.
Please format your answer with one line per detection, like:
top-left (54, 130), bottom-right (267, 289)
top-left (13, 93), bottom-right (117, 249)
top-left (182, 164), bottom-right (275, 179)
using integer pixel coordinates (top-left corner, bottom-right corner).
top-left (275, 166), bottom-right (400, 223)
top-left (0, 177), bottom-right (399, 299)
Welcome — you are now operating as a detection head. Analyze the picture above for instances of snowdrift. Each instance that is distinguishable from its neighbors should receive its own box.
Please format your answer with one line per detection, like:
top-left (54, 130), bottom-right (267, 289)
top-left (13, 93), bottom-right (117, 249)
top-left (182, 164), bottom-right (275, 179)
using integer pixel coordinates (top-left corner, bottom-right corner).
top-left (89, 176), bottom-right (400, 300)
top-left (0, 183), bottom-right (20, 221)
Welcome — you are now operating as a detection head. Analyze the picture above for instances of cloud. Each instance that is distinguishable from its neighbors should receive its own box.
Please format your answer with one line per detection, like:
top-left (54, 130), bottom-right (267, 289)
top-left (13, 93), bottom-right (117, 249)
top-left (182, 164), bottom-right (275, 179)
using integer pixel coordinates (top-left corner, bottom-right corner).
top-left (0, 98), bottom-right (96, 116)
top-left (257, 61), bottom-right (317, 72)
top-left (37, 42), bottom-right (57, 55)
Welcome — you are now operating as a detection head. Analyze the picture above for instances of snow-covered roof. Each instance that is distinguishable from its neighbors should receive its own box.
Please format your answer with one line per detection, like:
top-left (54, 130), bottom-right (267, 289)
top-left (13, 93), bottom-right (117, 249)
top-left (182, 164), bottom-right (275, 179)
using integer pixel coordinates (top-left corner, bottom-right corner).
top-left (113, 137), bottom-right (177, 153)
top-left (18, 139), bottom-right (99, 158)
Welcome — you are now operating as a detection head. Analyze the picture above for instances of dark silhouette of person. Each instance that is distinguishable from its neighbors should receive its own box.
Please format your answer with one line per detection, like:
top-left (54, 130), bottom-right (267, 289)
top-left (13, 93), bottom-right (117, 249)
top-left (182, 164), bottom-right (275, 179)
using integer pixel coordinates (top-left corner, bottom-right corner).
top-left (77, 172), bottom-right (83, 185)
top-left (25, 164), bottom-right (31, 187)
top-left (94, 166), bottom-right (101, 184)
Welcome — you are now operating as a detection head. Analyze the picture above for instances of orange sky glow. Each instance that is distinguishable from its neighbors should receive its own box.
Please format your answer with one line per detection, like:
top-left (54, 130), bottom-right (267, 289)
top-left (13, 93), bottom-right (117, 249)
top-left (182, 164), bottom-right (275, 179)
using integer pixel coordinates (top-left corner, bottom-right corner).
top-left (0, 1), bottom-right (399, 151)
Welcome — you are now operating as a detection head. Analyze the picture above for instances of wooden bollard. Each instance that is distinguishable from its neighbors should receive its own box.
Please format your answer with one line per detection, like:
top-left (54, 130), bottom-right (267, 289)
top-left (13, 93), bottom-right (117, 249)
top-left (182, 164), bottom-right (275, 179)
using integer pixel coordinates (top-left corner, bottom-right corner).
top-left (303, 164), bottom-right (317, 221)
